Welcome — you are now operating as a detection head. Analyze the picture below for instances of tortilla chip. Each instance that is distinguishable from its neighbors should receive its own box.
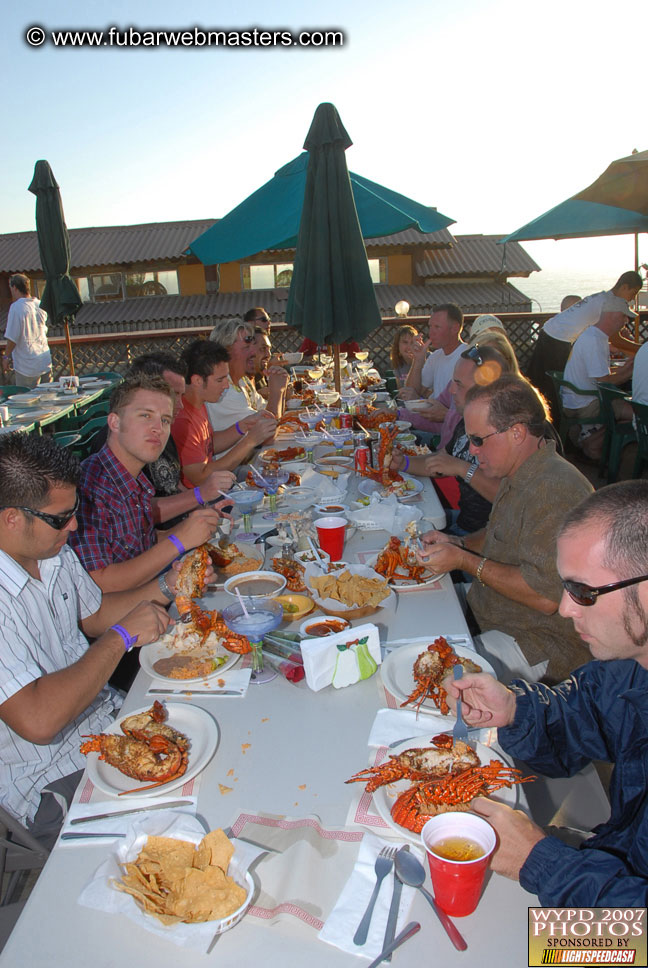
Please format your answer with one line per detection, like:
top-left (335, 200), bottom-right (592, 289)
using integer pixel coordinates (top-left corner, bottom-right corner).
top-left (193, 829), bottom-right (233, 872)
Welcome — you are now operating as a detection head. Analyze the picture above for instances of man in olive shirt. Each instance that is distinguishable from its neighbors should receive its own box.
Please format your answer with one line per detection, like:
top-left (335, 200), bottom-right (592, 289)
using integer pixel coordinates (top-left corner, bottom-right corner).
top-left (419, 375), bottom-right (592, 683)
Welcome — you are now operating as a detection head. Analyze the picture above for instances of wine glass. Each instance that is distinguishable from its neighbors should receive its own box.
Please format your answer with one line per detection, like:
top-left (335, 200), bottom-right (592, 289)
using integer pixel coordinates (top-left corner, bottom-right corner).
top-left (221, 598), bottom-right (284, 683)
top-left (355, 350), bottom-right (369, 362)
top-left (229, 488), bottom-right (264, 540)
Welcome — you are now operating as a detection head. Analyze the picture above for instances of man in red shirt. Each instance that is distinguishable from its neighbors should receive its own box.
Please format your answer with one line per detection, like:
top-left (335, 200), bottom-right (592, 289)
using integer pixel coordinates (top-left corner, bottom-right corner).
top-left (172, 340), bottom-right (273, 488)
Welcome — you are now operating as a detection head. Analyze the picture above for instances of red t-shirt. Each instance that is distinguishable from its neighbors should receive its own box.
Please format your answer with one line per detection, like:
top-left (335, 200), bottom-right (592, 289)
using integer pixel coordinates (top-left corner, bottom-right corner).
top-left (171, 396), bottom-right (214, 488)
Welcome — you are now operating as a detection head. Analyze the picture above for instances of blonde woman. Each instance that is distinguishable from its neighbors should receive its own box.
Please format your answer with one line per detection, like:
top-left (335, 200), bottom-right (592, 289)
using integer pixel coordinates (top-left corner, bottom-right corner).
top-left (390, 325), bottom-right (420, 385)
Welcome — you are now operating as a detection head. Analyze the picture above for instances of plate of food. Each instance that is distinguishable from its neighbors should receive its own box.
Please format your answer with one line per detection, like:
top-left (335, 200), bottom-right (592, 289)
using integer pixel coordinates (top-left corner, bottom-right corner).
top-left (380, 638), bottom-right (495, 716)
top-left (358, 474), bottom-right (424, 502)
top-left (366, 537), bottom-right (447, 589)
top-left (81, 701), bottom-right (219, 797)
top-left (205, 541), bottom-right (265, 587)
top-left (139, 619), bottom-right (240, 683)
top-left (353, 737), bottom-right (528, 844)
top-left (260, 446), bottom-right (307, 465)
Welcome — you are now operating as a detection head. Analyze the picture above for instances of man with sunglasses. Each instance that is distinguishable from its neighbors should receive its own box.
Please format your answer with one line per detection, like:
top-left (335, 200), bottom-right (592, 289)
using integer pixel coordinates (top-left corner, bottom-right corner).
top-left (0, 432), bottom-right (176, 842)
top-left (445, 481), bottom-right (648, 905)
top-left (419, 374), bottom-right (592, 683)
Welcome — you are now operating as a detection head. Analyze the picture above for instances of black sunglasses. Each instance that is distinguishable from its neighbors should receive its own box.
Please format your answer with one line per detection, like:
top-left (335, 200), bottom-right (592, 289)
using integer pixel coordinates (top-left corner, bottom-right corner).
top-left (461, 344), bottom-right (484, 366)
top-left (0, 495), bottom-right (80, 531)
top-left (562, 574), bottom-right (648, 606)
top-left (467, 426), bottom-right (511, 448)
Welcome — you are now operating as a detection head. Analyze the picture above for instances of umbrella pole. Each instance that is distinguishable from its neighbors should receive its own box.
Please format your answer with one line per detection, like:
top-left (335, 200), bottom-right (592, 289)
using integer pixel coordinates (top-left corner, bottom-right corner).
top-left (635, 234), bottom-right (640, 342)
top-left (333, 343), bottom-right (341, 394)
top-left (64, 319), bottom-right (75, 376)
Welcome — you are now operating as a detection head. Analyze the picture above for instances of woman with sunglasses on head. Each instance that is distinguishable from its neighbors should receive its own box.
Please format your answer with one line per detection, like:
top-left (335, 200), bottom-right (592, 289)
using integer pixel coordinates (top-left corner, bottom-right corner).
top-left (417, 374), bottom-right (592, 685)
top-left (442, 481), bottom-right (648, 908)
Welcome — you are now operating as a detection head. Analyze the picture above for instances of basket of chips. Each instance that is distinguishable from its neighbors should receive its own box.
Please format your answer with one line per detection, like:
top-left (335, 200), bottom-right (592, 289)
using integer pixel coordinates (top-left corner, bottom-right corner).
top-left (303, 562), bottom-right (395, 619)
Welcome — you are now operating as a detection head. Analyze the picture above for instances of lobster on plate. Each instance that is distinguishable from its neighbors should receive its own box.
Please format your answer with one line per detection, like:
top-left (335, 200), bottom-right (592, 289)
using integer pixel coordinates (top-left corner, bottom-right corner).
top-left (400, 637), bottom-right (481, 715)
top-left (80, 701), bottom-right (190, 795)
top-left (174, 545), bottom-right (250, 653)
top-left (346, 736), bottom-right (480, 792)
top-left (357, 424), bottom-right (402, 487)
top-left (374, 536), bottom-right (427, 584)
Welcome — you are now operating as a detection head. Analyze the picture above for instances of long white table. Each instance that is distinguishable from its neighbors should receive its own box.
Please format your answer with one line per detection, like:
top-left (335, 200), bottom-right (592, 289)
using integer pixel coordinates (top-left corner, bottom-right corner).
top-left (0, 476), bottom-right (536, 967)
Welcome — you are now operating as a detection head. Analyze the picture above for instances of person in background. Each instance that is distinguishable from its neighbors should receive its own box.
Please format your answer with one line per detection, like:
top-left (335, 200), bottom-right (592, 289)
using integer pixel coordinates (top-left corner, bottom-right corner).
top-left (467, 314), bottom-right (507, 344)
top-left (252, 328), bottom-right (273, 393)
top-left (560, 294), bottom-right (582, 312)
top-left (613, 340), bottom-right (648, 421)
top-left (173, 339), bottom-right (273, 484)
top-left (401, 304), bottom-right (467, 424)
top-left (446, 482), bottom-right (648, 905)
top-left (206, 320), bottom-right (285, 453)
top-left (2, 274), bottom-right (52, 387)
top-left (393, 344), bottom-right (514, 535)
top-left (418, 374), bottom-right (592, 684)
top-left (298, 337), bottom-right (359, 360)
top-left (389, 325), bottom-right (420, 385)
top-left (527, 271), bottom-right (642, 411)
top-left (562, 301), bottom-right (635, 459)
top-left (0, 432), bottom-right (174, 842)
top-left (244, 307), bottom-right (271, 335)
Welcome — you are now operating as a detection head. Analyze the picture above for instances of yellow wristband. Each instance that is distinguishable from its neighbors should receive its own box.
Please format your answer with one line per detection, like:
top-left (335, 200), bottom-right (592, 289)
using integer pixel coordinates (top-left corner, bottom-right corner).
top-left (476, 557), bottom-right (488, 583)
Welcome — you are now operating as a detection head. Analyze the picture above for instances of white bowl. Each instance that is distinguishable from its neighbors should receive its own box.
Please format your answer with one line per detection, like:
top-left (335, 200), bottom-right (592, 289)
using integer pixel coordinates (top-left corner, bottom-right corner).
top-left (286, 398), bottom-right (302, 410)
top-left (404, 399), bottom-right (429, 412)
top-left (314, 500), bottom-right (350, 516)
top-left (395, 420), bottom-right (412, 431)
top-left (283, 352), bottom-right (303, 366)
top-left (300, 615), bottom-right (351, 637)
top-left (223, 571), bottom-right (287, 599)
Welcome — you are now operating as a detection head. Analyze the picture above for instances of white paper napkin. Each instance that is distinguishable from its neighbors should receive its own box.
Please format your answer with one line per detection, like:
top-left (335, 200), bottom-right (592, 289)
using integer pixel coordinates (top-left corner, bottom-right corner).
top-left (301, 623), bottom-right (382, 691)
top-left (319, 831), bottom-right (419, 960)
top-left (78, 813), bottom-right (265, 951)
top-left (367, 707), bottom-right (455, 749)
top-left (348, 493), bottom-right (422, 532)
top-left (145, 669), bottom-right (251, 697)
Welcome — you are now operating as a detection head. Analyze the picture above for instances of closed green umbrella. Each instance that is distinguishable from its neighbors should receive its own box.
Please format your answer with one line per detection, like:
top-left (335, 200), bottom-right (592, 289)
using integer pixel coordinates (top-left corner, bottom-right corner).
top-left (285, 104), bottom-right (382, 386)
top-left (28, 160), bottom-right (82, 374)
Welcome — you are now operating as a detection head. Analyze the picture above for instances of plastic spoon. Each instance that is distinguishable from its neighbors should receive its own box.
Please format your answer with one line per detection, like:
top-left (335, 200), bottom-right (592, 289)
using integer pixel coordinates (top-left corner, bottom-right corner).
top-left (394, 850), bottom-right (467, 951)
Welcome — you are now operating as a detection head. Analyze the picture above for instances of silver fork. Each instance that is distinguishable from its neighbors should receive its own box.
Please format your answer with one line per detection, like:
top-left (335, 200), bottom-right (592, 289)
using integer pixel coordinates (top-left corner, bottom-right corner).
top-left (452, 665), bottom-right (470, 746)
top-left (354, 846), bottom-right (396, 946)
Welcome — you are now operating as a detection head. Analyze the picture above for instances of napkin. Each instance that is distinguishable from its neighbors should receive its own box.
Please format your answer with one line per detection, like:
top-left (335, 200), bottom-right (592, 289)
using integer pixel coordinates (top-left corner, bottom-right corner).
top-left (319, 831), bottom-right (419, 960)
top-left (301, 622), bottom-right (382, 691)
top-left (59, 795), bottom-right (198, 844)
top-left (367, 707), bottom-right (456, 749)
top-left (78, 812), bottom-right (265, 951)
top-left (145, 669), bottom-right (251, 698)
top-left (348, 493), bottom-right (422, 532)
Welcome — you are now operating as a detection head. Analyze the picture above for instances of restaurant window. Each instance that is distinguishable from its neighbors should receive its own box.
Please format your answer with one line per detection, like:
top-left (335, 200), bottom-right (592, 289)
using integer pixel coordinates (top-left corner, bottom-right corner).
top-left (368, 258), bottom-right (387, 284)
top-left (125, 269), bottom-right (179, 298)
top-left (89, 273), bottom-right (124, 301)
top-left (241, 263), bottom-right (294, 290)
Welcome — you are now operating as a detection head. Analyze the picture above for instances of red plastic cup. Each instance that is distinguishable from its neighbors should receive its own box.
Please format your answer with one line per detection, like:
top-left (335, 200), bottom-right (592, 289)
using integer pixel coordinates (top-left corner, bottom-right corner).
top-left (315, 516), bottom-right (347, 562)
top-left (421, 812), bottom-right (496, 917)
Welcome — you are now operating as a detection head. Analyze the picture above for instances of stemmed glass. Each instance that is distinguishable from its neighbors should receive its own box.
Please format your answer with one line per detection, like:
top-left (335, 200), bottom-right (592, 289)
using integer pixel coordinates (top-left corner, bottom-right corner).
top-left (261, 469), bottom-right (289, 517)
top-left (229, 488), bottom-right (264, 540)
top-left (355, 350), bottom-right (369, 362)
top-left (221, 598), bottom-right (284, 683)
top-left (295, 431), bottom-right (323, 463)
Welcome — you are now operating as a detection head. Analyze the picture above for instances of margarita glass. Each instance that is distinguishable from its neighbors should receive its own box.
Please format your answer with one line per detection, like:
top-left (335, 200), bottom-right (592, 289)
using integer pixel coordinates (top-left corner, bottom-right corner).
top-left (221, 598), bottom-right (284, 682)
top-left (320, 407), bottom-right (341, 427)
top-left (355, 350), bottom-right (369, 362)
top-left (301, 412), bottom-right (323, 431)
top-left (294, 431), bottom-right (323, 463)
top-left (261, 469), bottom-right (289, 517)
top-left (229, 487), bottom-right (264, 540)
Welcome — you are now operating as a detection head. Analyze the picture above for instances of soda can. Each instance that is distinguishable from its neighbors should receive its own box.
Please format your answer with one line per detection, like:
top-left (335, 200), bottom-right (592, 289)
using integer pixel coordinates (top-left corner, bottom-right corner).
top-left (355, 445), bottom-right (370, 473)
top-left (340, 413), bottom-right (352, 429)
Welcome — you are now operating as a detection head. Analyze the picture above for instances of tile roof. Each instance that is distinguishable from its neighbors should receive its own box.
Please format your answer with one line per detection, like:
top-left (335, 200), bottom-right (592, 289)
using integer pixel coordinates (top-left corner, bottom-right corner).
top-left (0, 283), bottom-right (531, 337)
top-left (416, 234), bottom-right (540, 278)
top-left (0, 220), bottom-right (218, 273)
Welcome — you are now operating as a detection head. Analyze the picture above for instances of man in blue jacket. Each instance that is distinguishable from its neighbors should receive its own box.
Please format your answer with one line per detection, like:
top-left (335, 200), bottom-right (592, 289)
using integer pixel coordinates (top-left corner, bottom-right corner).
top-left (447, 480), bottom-right (648, 904)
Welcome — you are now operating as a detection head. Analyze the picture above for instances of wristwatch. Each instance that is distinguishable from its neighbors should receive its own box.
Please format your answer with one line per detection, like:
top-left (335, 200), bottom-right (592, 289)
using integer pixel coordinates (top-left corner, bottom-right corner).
top-left (157, 572), bottom-right (174, 602)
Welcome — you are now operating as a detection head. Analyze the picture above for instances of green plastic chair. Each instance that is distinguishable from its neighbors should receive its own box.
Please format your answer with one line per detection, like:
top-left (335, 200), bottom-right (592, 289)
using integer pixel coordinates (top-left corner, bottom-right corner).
top-left (0, 386), bottom-right (30, 400)
top-left (384, 368), bottom-right (398, 397)
top-left (74, 416), bottom-right (108, 459)
top-left (631, 402), bottom-right (648, 478)
top-left (545, 371), bottom-right (602, 448)
top-left (597, 383), bottom-right (636, 483)
top-left (59, 400), bottom-right (110, 431)
top-left (52, 432), bottom-right (82, 450)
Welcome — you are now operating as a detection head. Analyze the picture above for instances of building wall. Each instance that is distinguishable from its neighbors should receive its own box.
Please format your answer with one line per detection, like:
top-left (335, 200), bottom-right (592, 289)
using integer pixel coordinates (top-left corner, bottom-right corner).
top-left (218, 262), bottom-right (242, 293)
top-left (177, 263), bottom-right (206, 295)
top-left (385, 254), bottom-right (412, 285)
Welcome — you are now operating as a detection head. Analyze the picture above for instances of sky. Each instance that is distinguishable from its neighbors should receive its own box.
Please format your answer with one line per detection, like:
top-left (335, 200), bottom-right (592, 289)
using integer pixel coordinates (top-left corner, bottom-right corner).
top-left (2, 0), bottom-right (646, 288)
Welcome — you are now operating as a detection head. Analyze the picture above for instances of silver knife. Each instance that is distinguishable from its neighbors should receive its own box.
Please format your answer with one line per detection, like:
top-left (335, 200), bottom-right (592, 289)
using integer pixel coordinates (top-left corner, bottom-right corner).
top-left (382, 845), bottom-right (408, 961)
top-left (69, 798), bottom-right (193, 826)
top-left (367, 921), bottom-right (421, 968)
top-left (61, 832), bottom-right (126, 840)
top-left (147, 689), bottom-right (242, 696)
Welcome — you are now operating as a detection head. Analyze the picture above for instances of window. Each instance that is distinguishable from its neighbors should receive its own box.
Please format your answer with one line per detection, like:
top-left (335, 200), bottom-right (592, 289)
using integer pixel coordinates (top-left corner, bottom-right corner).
top-left (368, 258), bottom-right (387, 284)
top-left (72, 269), bottom-right (179, 302)
top-left (242, 263), bottom-right (294, 290)
top-left (125, 270), bottom-right (179, 298)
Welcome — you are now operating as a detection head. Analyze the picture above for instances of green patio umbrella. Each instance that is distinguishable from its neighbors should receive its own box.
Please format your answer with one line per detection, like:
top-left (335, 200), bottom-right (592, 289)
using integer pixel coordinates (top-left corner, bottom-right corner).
top-left (285, 104), bottom-right (382, 388)
top-left (28, 160), bottom-right (83, 374)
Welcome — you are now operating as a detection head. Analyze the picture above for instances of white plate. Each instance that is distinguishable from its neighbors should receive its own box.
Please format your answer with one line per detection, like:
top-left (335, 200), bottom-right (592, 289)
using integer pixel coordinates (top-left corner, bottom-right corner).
top-left (85, 703), bottom-right (218, 797)
top-left (139, 635), bottom-right (240, 683)
top-left (10, 408), bottom-right (56, 421)
top-left (357, 474), bottom-right (424, 502)
top-left (6, 394), bottom-right (42, 407)
top-left (205, 541), bottom-right (264, 589)
top-left (371, 739), bottom-right (518, 845)
top-left (364, 551), bottom-right (447, 590)
top-left (260, 447), bottom-right (308, 464)
top-left (80, 378), bottom-right (112, 387)
top-left (380, 641), bottom-right (495, 716)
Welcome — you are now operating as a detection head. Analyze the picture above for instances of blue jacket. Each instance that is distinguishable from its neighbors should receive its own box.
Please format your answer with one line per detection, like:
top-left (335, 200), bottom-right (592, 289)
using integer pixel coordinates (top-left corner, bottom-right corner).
top-left (499, 659), bottom-right (648, 905)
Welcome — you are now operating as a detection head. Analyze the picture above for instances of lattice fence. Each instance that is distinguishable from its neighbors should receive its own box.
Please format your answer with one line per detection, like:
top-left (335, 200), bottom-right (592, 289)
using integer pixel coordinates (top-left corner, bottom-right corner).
top-left (50, 312), bottom-right (648, 379)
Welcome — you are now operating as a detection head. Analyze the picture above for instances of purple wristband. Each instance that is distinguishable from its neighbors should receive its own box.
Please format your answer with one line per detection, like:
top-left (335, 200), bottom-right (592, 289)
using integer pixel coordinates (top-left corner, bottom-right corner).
top-left (110, 624), bottom-right (138, 653)
top-left (403, 455), bottom-right (410, 472)
top-left (167, 533), bottom-right (185, 557)
top-left (235, 421), bottom-right (245, 436)
top-left (193, 485), bottom-right (205, 506)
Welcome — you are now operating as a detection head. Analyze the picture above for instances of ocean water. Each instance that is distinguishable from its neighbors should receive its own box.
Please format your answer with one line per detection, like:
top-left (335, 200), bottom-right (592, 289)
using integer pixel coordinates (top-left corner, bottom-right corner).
top-left (515, 270), bottom-right (622, 315)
